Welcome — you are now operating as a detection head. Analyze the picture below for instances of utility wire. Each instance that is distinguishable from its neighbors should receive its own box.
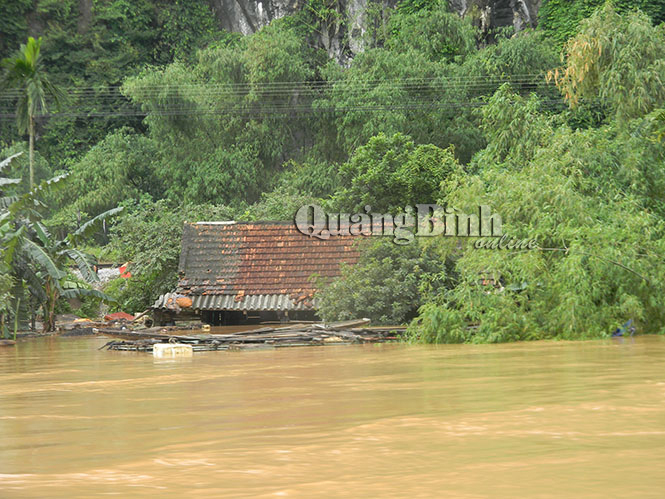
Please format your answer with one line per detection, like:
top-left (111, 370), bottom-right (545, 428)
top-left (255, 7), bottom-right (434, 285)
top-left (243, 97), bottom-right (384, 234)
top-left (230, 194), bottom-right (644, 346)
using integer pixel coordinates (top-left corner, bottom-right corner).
top-left (0, 73), bottom-right (551, 97)
top-left (0, 75), bottom-right (552, 101)
top-left (0, 75), bottom-right (561, 120)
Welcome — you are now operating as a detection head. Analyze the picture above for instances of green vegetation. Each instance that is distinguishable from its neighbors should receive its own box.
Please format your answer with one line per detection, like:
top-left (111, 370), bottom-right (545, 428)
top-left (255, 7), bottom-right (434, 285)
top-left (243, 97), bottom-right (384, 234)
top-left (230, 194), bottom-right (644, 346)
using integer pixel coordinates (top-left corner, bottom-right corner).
top-left (551, 4), bottom-right (665, 121)
top-left (317, 238), bottom-right (452, 324)
top-left (539, 0), bottom-right (665, 47)
top-left (1, 36), bottom-right (62, 189)
top-left (1, 154), bottom-right (119, 332)
top-left (1, 1), bottom-right (665, 340)
top-left (408, 85), bottom-right (665, 342)
top-left (333, 132), bottom-right (461, 212)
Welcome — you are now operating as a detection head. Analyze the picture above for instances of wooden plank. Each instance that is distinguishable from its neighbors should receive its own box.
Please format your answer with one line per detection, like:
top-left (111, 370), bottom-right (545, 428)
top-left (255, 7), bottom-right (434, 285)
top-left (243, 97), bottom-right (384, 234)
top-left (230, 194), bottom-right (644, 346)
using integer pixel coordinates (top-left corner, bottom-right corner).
top-left (317, 318), bottom-right (371, 330)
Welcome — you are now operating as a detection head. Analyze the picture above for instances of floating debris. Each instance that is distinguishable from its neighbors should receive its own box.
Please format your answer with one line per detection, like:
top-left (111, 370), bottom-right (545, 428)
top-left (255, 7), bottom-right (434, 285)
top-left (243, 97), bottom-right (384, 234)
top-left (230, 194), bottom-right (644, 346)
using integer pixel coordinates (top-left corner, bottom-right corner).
top-left (96, 319), bottom-right (406, 352)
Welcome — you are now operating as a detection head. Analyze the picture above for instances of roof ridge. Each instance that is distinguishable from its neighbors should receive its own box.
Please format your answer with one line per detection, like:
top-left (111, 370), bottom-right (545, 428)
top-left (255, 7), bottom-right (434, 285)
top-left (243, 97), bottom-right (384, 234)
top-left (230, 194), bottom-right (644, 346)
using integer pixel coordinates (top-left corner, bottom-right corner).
top-left (191, 220), bottom-right (296, 225)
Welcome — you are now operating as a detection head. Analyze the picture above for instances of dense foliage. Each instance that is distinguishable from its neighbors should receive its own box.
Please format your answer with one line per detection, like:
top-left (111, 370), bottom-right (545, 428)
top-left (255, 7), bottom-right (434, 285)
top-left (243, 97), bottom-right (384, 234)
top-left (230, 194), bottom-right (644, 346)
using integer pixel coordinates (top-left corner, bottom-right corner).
top-left (408, 86), bottom-right (665, 343)
top-left (333, 133), bottom-right (462, 212)
top-left (2, 1), bottom-right (665, 340)
top-left (539, 0), bottom-right (665, 47)
top-left (1, 155), bottom-right (118, 333)
top-left (316, 238), bottom-right (452, 324)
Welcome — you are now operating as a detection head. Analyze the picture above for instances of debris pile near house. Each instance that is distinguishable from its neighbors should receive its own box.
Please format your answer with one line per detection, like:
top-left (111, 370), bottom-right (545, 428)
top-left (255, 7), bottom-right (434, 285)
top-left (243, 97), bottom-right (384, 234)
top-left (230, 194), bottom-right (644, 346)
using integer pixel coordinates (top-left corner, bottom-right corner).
top-left (57, 311), bottom-right (145, 337)
top-left (58, 318), bottom-right (105, 337)
top-left (103, 311), bottom-right (135, 322)
top-left (96, 319), bottom-right (406, 352)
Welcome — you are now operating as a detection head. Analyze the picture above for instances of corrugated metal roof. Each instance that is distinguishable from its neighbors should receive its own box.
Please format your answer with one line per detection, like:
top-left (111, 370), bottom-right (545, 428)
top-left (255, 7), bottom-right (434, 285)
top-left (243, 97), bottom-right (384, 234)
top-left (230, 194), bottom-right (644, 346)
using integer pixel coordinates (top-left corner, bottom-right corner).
top-left (153, 292), bottom-right (315, 311)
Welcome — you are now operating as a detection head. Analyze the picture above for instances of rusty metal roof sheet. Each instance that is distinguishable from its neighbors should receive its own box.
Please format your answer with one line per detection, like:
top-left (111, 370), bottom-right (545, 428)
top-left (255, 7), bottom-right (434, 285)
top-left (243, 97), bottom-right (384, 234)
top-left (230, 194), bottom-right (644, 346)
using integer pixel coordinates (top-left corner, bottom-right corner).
top-left (158, 221), bottom-right (361, 311)
top-left (154, 292), bottom-right (316, 312)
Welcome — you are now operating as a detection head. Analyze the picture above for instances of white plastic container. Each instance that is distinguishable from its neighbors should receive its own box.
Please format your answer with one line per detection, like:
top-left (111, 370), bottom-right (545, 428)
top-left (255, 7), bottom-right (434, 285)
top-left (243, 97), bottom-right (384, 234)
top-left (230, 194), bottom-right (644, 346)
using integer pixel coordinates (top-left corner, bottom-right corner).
top-left (153, 343), bottom-right (193, 357)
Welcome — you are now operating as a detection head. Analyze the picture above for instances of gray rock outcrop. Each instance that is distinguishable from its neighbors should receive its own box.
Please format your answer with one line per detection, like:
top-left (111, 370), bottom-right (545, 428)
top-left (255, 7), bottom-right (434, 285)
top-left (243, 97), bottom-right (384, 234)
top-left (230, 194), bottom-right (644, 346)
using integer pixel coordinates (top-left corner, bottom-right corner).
top-left (208, 0), bottom-right (543, 61)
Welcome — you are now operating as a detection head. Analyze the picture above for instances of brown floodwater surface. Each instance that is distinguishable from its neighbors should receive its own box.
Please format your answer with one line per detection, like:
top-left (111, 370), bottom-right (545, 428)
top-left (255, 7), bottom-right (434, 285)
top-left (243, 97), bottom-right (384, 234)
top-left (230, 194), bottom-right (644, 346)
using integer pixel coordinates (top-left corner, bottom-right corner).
top-left (1, 336), bottom-right (665, 498)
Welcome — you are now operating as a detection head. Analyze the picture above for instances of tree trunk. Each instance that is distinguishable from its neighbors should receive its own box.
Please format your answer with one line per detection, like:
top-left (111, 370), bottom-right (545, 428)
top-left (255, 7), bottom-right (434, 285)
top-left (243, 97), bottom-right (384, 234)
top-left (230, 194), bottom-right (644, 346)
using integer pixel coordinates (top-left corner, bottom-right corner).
top-left (29, 114), bottom-right (35, 190)
top-left (46, 298), bottom-right (56, 332)
top-left (43, 279), bottom-right (58, 332)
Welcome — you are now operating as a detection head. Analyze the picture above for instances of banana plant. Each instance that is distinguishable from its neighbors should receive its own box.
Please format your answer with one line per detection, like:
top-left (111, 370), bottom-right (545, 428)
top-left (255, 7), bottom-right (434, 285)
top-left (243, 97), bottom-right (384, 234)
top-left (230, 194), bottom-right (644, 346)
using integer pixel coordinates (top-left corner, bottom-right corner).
top-left (0, 152), bottom-right (22, 209)
top-left (2, 159), bottom-right (122, 331)
top-left (0, 152), bottom-right (22, 336)
top-left (10, 209), bottom-right (122, 332)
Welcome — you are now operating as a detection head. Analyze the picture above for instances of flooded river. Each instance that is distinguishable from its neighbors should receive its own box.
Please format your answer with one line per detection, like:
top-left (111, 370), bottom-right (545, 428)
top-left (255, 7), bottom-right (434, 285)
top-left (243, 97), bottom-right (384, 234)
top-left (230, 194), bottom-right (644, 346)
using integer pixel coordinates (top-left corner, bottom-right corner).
top-left (1, 335), bottom-right (664, 497)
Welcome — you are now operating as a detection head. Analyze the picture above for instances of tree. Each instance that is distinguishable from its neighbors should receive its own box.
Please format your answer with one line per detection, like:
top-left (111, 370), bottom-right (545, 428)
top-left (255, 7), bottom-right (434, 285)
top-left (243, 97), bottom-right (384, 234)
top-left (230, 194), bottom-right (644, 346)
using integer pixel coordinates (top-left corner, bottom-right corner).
top-left (58, 127), bottom-right (163, 222)
top-left (1, 171), bottom-right (120, 332)
top-left (408, 87), bottom-right (665, 343)
top-left (386, 1), bottom-right (476, 63)
top-left (539, 0), bottom-right (665, 48)
top-left (14, 209), bottom-right (121, 332)
top-left (0, 152), bottom-right (22, 208)
top-left (333, 132), bottom-right (462, 213)
top-left (316, 238), bottom-right (450, 325)
top-left (1, 36), bottom-right (63, 190)
top-left (122, 22), bottom-right (320, 206)
top-left (550, 3), bottom-right (665, 121)
top-left (0, 152), bottom-right (21, 337)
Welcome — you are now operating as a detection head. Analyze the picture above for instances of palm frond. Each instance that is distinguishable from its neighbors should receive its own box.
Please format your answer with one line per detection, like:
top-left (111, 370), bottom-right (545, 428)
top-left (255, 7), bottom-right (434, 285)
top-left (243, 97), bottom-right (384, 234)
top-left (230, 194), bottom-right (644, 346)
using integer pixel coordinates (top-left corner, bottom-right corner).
top-left (60, 248), bottom-right (99, 283)
top-left (0, 152), bottom-right (22, 173)
top-left (17, 267), bottom-right (47, 303)
top-left (0, 195), bottom-right (18, 210)
top-left (1, 36), bottom-right (62, 129)
top-left (21, 238), bottom-right (66, 281)
top-left (0, 178), bottom-right (21, 187)
top-left (31, 221), bottom-right (51, 246)
top-left (60, 287), bottom-right (117, 304)
top-left (8, 173), bottom-right (68, 218)
top-left (41, 75), bottom-right (64, 110)
top-left (69, 206), bottom-right (123, 244)
top-left (1, 225), bottom-right (25, 265)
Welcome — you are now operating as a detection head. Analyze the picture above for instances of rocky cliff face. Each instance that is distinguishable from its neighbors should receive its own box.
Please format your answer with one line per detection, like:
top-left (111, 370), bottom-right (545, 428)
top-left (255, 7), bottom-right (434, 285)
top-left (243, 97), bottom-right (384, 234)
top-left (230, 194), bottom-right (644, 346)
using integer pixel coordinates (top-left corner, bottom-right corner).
top-left (209, 0), bottom-right (542, 61)
top-left (209, 0), bottom-right (389, 62)
top-left (449, 0), bottom-right (541, 33)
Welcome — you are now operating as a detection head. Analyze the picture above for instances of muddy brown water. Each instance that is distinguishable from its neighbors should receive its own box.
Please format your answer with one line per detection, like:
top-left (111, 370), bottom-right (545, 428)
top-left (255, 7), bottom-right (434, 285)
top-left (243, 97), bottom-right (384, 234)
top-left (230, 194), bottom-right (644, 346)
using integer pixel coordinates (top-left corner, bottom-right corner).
top-left (1, 335), bottom-right (664, 498)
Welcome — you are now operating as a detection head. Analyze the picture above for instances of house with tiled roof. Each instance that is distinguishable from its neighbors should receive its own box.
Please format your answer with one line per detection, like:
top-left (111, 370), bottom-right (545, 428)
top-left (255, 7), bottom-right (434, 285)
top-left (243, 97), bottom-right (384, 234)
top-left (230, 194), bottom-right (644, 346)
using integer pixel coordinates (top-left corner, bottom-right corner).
top-left (152, 221), bottom-right (360, 325)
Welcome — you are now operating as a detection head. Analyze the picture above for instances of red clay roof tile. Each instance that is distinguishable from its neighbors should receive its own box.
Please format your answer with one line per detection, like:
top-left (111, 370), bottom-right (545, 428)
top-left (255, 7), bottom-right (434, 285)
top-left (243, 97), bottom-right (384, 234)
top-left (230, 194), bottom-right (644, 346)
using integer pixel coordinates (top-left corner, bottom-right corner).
top-left (177, 222), bottom-right (360, 300)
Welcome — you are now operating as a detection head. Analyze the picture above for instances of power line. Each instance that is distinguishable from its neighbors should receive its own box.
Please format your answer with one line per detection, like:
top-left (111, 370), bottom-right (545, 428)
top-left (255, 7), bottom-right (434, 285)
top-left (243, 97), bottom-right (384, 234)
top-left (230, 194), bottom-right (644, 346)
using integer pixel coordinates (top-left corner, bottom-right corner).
top-left (0, 73), bottom-right (552, 97)
top-left (0, 74), bottom-right (561, 120)
top-left (0, 99), bottom-right (566, 120)
top-left (0, 75), bottom-right (552, 102)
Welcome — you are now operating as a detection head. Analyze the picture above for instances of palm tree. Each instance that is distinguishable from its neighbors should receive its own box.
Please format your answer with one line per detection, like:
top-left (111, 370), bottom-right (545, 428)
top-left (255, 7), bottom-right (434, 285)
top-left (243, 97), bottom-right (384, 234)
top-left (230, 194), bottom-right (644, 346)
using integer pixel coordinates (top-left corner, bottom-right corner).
top-left (1, 37), bottom-right (62, 190)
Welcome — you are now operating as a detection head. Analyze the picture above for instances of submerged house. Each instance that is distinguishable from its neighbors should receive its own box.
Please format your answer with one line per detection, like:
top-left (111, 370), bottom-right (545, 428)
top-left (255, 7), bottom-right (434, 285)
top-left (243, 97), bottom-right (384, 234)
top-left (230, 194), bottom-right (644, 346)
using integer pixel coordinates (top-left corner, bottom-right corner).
top-left (153, 221), bottom-right (360, 325)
